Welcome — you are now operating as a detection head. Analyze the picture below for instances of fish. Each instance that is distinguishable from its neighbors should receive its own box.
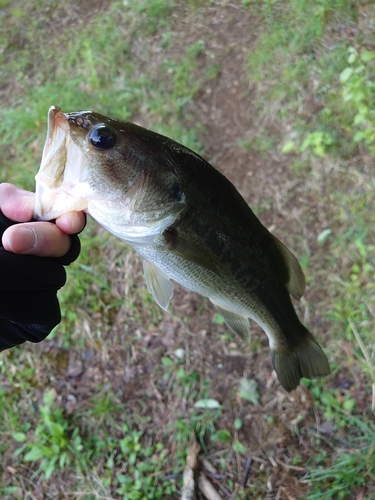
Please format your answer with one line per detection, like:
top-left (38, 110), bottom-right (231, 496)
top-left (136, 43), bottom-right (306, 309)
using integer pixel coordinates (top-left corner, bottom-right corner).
top-left (34, 105), bottom-right (330, 392)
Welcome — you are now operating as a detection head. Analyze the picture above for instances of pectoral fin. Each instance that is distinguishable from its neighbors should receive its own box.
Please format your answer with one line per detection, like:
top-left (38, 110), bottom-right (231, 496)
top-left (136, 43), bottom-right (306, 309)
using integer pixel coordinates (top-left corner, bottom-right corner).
top-left (210, 300), bottom-right (250, 341)
top-left (143, 261), bottom-right (174, 311)
top-left (165, 230), bottom-right (219, 274)
top-left (271, 235), bottom-right (306, 300)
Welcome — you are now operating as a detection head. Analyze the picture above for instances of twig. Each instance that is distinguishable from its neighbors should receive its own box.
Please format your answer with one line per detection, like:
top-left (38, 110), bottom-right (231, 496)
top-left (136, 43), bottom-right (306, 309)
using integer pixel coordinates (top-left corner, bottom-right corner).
top-left (180, 432), bottom-right (201, 500)
top-left (204, 471), bottom-right (231, 497)
top-left (241, 457), bottom-right (252, 488)
top-left (198, 473), bottom-right (224, 500)
top-left (275, 458), bottom-right (306, 473)
top-left (268, 455), bottom-right (277, 467)
top-left (181, 466), bottom-right (197, 500)
top-left (277, 486), bottom-right (298, 500)
top-left (201, 458), bottom-right (217, 475)
top-left (248, 455), bottom-right (267, 465)
top-left (164, 473), bottom-right (183, 481)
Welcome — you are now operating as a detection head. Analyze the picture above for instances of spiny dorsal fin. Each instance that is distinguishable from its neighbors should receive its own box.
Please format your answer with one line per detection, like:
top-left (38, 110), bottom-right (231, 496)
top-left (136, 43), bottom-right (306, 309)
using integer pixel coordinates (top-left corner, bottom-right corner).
top-left (271, 234), bottom-right (306, 300)
top-left (210, 300), bottom-right (251, 341)
top-left (143, 260), bottom-right (174, 311)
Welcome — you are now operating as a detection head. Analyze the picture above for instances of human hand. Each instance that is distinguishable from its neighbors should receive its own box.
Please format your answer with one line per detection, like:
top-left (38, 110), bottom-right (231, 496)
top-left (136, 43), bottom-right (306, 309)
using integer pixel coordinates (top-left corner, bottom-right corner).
top-left (0, 183), bottom-right (85, 257)
top-left (0, 182), bottom-right (86, 351)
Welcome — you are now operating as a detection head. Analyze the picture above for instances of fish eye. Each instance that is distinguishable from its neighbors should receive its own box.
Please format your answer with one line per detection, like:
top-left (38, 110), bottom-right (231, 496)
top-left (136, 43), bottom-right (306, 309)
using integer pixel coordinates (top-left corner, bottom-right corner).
top-left (88, 125), bottom-right (116, 150)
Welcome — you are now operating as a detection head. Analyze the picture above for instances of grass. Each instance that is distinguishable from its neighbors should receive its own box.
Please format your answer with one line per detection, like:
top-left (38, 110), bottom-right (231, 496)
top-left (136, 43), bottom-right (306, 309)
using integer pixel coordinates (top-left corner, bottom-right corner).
top-left (306, 414), bottom-right (375, 499)
top-left (244, 1), bottom-right (375, 496)
top-left (0, 0), bottom-right (211, 189)
top-left (0, 1), bottom-right (217, 496)
top-left (11, 390), bottom-right (180, 497)
top-left (0, 0), bottom-right (375, 498)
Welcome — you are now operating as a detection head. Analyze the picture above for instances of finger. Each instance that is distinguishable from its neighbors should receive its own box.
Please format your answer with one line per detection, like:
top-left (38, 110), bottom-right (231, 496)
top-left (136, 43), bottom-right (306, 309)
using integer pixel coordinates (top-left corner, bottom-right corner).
top-left (0, 183), bottom-right (35, 222)
top-left (55, 211), bottom-right (86, 235)
top-left (2, 222), bottom-right (71, 258)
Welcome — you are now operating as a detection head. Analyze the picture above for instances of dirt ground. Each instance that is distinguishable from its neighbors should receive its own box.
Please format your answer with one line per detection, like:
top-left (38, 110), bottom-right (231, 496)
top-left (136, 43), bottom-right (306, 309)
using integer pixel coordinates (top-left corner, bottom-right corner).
top-left (8, 2), bottom-right (363, 498)
top-left (55, 4), bottom-right (333, 498)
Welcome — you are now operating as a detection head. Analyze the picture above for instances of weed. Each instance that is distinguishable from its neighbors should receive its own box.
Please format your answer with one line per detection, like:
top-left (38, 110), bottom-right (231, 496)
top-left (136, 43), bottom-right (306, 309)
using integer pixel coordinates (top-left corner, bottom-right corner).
top-left (115, 427), bottom-right (177, 499)
top-left (13, 391), bottom-right (178, 496)
top-left (1, 0), bottom-right (375, 498)
top-left (340, 48), bottom-right (375, 155)
top-left (306, 416), bottom-right (375, 499)
top-left (327, 228), bottom-right (375, 344)
top-left (238, 134), bottom-right (275, 154)
top-left (13, 390), bottom-right (84, 479)
top-left (282, 130), bottom-right (336, 157)
top-left (281, 44), bottom-right (375, 159)
top-left (130, 0), bottom-right (176, 34)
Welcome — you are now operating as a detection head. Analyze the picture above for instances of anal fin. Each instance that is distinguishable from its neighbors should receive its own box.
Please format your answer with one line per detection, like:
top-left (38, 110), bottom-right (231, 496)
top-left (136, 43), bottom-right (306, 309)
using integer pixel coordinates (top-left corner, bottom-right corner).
top-left (210, 300), bottom-right (250, 342)
top-left (143, 260), bottom-right (174, 311)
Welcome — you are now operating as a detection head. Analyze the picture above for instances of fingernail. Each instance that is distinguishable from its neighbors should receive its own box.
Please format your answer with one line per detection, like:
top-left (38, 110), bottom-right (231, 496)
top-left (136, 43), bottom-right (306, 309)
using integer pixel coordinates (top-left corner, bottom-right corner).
top-left (5, 226), bottom-right (37, 253)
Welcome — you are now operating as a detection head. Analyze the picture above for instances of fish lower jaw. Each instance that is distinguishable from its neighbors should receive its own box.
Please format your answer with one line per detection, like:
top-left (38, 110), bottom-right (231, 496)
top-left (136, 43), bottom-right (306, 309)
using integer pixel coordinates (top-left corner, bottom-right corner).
top-left (88, 209), bottom-right (178, 246)
top-left (34, 191), bottom-right (89, 220)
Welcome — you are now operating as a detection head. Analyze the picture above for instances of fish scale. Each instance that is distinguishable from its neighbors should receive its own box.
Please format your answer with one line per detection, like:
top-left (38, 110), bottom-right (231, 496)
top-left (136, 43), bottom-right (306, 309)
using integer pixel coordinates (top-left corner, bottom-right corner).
top-left (136, 237), bottom-right (299, 347)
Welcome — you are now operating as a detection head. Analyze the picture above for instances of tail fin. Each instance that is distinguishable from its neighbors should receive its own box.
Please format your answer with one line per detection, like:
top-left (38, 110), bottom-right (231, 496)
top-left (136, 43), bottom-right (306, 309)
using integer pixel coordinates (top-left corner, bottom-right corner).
top-left (271, 332), bottom-right (330, 392)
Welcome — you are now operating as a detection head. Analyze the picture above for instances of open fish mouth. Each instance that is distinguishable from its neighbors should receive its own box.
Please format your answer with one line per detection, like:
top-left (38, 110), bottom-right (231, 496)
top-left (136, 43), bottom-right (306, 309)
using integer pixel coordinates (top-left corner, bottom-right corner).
top-left (34, 106), bottom-right (88, 220)
top-left (42, 106), bottom-right (69, 170)
top-left (34, 106), bottom-right (69, 219)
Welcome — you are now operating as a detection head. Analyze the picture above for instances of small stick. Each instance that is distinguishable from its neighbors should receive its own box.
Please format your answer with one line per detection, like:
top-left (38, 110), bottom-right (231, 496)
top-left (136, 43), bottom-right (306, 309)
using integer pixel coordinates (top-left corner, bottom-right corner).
top-left (276, 458), bottom-right (306, 473)
top-left (198, 473), bottom-right (223, 500)
top-left (204, 471), bottom-right (231, 497)
top-left (241, 457), bottom-right (253, 488)
top-left (164, 473), bottom-right (182, 481)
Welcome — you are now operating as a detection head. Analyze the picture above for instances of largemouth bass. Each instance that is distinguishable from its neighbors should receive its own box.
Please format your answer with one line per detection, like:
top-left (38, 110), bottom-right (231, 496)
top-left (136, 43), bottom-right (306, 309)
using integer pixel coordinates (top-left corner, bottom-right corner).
top-left (34, 106), bottom-right (330, 392)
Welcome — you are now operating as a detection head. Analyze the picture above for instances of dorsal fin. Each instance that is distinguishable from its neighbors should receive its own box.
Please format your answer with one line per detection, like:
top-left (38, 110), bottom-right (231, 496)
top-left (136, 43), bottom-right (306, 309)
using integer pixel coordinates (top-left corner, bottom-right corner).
top-left (271, 235), bottom-right (306, 300)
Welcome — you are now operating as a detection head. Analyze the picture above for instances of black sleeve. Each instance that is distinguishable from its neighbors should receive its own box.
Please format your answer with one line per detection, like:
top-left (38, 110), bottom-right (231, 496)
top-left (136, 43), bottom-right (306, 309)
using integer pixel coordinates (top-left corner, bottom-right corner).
top-left (0, 212), bottom-right (82, 351)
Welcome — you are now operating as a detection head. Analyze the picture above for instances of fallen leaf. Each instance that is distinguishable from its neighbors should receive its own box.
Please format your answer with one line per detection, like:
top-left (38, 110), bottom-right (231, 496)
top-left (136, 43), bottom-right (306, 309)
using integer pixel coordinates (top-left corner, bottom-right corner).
top-left (194, 399), bottom-right (222, 409)
top-left (238, 378), bottom-right (260, 405)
